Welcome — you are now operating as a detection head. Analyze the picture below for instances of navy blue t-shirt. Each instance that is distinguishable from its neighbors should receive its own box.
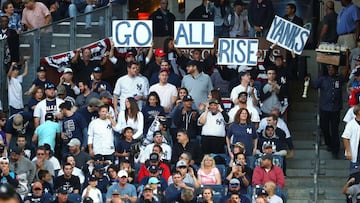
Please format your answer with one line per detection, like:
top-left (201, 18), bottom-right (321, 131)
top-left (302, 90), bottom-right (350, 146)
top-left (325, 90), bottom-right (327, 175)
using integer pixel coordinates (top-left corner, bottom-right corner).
top-left (227, 123), bottom-right (258, 156)
top-left (141, 105), bottom-right (166, 134)
top-left (32, 78), bottom-right (51, 88)
top-left (89, 80), bottom-right (113, 94)
top-left (77, 106), bottom-right (99, 126)
top-left (62, 112), bottom-right (87, 143)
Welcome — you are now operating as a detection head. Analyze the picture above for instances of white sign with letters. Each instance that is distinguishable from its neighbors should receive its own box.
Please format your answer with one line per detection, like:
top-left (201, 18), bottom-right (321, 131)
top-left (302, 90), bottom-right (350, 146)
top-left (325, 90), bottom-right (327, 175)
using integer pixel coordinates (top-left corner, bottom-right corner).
top-left (174, 21), bottom-right (214, 48)
top-left (112, 20), bottom-right (153, 47)
top-left (217, 38), bottom-right (258, 66)
top-left (266, 15), bottom-right (310, 55)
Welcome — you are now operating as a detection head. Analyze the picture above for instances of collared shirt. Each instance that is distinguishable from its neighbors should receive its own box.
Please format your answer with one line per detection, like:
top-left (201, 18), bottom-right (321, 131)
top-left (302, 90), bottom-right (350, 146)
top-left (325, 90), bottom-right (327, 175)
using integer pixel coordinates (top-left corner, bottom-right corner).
top-left (337, 3), bottom-right (360, 35)
top-left (312, 75), bottom-right (343, 112)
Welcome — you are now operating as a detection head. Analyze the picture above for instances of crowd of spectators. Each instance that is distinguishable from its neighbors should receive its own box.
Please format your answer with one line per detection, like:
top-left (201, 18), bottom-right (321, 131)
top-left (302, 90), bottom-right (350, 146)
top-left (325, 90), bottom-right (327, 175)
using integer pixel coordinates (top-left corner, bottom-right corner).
top-left (0, 0), bottom-right (360, 202)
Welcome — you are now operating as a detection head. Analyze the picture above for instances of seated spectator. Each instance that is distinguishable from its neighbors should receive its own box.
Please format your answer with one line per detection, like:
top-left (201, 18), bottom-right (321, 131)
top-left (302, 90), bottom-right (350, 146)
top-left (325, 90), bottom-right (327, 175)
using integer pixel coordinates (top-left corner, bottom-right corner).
top-left (106, 170), bottom-right (137, 202)
top-left (67, 138), bottom-right (91, 169)
top-left (197, 155), bottom-right (221, 185)
top-left (91, 165), bottom-right (109, 196)
top-left (264, 181), bottom-right (283, 203)
top-left (136, 184), bottom-right (160, 203)
top-left (0, 157), bottom-right (18, 188)
top-left (218, 178), bottom-right (250, 203)
top-left (201, 187), bottom-right (215, 203)
top-left (252, 154), bottom-right (285, 189)
top-left (224, 162), bottom-right (250, 194)
top-left (139, 131), bottom-right (171, 164)
top-left (107, 164), bottom-right (119, 188)
top-left (68, 0), bottom-right (93, 29)
top-left (165, 171), bottom-right (195, 203)
top-left (231, 152), bottom-right (253, 183)
top-left (228, 193), bottom-right (250, 203)
top-left (119, 160), bottom-right (135, 184)
top-left (137, 152), bottom-right (170, 183)
top-left (257, 125), bottom-right (287, 163)
top-left (54, 162), bottom-right (81, 194)
top-left (147, 177), bottom-right (165, 202)
top-left (82, 175), bottom-right (103, 203)
top-left (23, 181), bottom-right (53, 203)
top-left (32, 146), bottom-right (55, 180)
top-left (138, 165), bottom-right (168, 195)
top-left (16, 134), bottom-right (35, 160)
top-left (228, 142), bottom-right (246, 166)
top-left (58, 155), bottom-right (85, 184)
top-left (52, 186), bottom-right (72, 203)
top-left (254, 143), bottom-right (283, 169)
top-left (168, 160), bottom-right (200, 188)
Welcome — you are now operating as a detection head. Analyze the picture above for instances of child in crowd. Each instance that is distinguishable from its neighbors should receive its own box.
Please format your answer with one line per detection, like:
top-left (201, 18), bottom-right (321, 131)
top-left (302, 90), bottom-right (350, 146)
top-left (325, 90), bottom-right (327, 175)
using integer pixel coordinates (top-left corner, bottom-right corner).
top-left (24, 66), bottom-right (51, 95)
top-left (82, 175), bottom-right (103, 203)
top-left (7, 61), bottom-right (28, 116)
top-left (115, 127), bottom-right (136, 166)
top-left (38, 169), bottom-right (54, 194)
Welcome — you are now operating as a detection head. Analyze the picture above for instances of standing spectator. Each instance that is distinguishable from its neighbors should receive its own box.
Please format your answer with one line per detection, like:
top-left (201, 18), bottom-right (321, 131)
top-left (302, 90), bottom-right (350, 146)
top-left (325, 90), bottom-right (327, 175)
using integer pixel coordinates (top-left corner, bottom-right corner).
top-left (226, 108), bottom-right (257, 163)
top-left (54, 162), bottom-right (81, 194)
top-left (141, 92), bottom-right (166, 135)
top-left (113, 61), bottom-right (149, 113)
top-left (2, 1), bottom-right (22, 32)
top-left (33, 82), bottom-right (64, 128)
top-left (228, 91), bottom-right (260, 126)
top-left (336, 0), bottom-right (360, 49)
top-left (165, 171), bottom-right (195, 203)
top-left (148, 0), bottom-right (176, 46)
top-left (88, 104), bottom-right (117, 161)
top-left (182, 60), bottom-right (213, 108)
top-left (144, 48), bottom-right (166, 80)
top-left (283, 3), bottom-right (303, 26)
top-left (248, 0), bottom-right (274, 37)
top-left (60, 101), bottom-right (88, 152)
top-left (77, 98), bottom-right (101, 126)
top-left (149, 69), bottom-right (178, 113)
top-left (27, 86), bottom-right (45, 118)
top-left (319, 0), bottom-right (338, 44)
top-left (171, 129), bottom-right (201, 164)
top-left (21, 0), bottom-right (52, 57)
top-left (106, 170), bottom-right (137, 203)
top-left (5, 112), bottom-right (34, 151)
top-left (0, 14), bottom-right (19, 72)
top-left (59, 68), bottom-right (80, 99)
top-left (75, 79), bottom-right (100, 108)
top-left (115, 97), bottom-right (144, 140)
top-left (33, 113), bottom-right (60, 151)
top-left (230, 71), bottom-right (258, 107)
top-left (7, 62), bottom-right (28, 116)
top-left (68, 0), bottom-right (93, 28)
top-left (260, 68), bottom-right (282, 116)
top-left (342, 104), bottom-right (360, 170)
top-left (150, 59), bottom-right (181, 88)
top-left (0, 113), bottom-right (6, 145)
top-left (89, 66), bottom-right (113, 94)
top-left (137, 152), bottom-right (171, 183)
top-left (114, 127), bottom-right (136, 166)
top-left (310, 65), bottom-right (343, 158)
top-left (140, 131), bottom-right (171, 164)
top-left (224, 160), bottom-right (250, 195)
top-left (228, 0), bottom-right (250, 38)
top-left (198, 99), bottom-right (228, 154)
top-left (208, 0), bottom-right (231, 38)
top-left (56, 84), bottom-right (76, 106)
top-left (24, 66), bottom-right (50, 96)
top-left (187, 0), bottom-right (213, 21)
top-left (172, 95), bottom-right (199, 139)
top-left (70, 48), bottom-right (106, 83)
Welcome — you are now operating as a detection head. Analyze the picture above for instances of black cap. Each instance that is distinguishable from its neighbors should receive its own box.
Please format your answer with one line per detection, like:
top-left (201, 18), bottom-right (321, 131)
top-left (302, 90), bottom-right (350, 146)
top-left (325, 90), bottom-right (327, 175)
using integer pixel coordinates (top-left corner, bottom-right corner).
top-left (89, 175), bottom-right (98, 181)
top-left (186, 60), bottom-right (199, 67)
top-left (148, 165), bottom-right (159, 173)
top-left (149, 153), bottom-right (159, 162)
top-left (182, 95), bottom-right (193, 102)
top-left (45, 113), bottom-right (54, 121)
top-left (257, 189), bottom-right (268, 196)
top-left (233, 0), bottom-right (246, 6)
top-left (57, 186), bottom-right (68, 194)
top-left (59, 101), bottom-right (72, 110)
top-left (83, 197), bottom-right (94, 203)
top-left (93, 154), bottom-right (104, 162)
top-left (261, 153), bottom-right (273, 161)
top-left (9, 147), bottom-right (22, 155)
top-left (0, 183), bottom-right (17, 199)
top-left (93, 66), bottom-right (102, 73)
top-left (37, 66), bottom-right (46, 72)
top-left (44, 83), bottom-right (55, 90)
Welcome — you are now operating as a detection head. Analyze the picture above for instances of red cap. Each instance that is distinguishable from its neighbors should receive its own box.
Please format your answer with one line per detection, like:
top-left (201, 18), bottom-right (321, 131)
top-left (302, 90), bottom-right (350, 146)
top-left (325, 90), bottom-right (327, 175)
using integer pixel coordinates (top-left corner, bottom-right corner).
top-left (154, 48), bottom-right (166, 57)
top-left (159, 69), bottom-right (170, 74)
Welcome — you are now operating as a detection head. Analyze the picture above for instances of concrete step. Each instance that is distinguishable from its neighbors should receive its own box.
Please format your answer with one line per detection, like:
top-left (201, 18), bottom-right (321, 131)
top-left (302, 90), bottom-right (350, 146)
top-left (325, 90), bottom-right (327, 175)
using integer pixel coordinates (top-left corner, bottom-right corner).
top-left (288, 121), bottom-right (317, 131)
top-left (288, 111), bottom-right (317, 120)
top-left (289, 101), bottom-right (318, 112)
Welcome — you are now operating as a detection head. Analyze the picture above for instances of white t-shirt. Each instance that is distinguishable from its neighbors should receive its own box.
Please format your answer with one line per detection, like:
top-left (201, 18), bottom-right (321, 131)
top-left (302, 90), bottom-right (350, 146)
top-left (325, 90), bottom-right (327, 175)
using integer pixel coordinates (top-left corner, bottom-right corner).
top-left (228, 105), bottom-right (260, 123)
top-left (115, 111), bottom-right (144, 139)
top-left (198, 111), bottom-right (226, 137)
top-left (267, 194), bottom-right (283, 203)
top-left (149, 83), bottom-right (177, 109)
top-left (88, 118), bottom-right (115, 155)
top-left (8, 75), bottom-right (24, 109)
top-left (33, 98), bottom-right (64, 125)
top-left (344, 106), bottom-right (355, 123)
top-left (113, 75), bottom-right (149, 111)
top-left (257, 117), bottom-right (291, 138)
top-left (230, 84), bottom-right (258, 108)
top-left (81, 187), bottom-right (103, 203)
top-left (342, 119), bottom-right (360, 162)
top-left (139, 143), bottom-right (172, 163)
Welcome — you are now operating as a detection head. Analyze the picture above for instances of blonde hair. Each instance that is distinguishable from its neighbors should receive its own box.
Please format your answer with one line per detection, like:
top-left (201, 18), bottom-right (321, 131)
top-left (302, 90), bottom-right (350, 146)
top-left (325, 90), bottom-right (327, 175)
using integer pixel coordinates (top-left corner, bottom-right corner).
top-left (200, 154), bottom-right (216, 169)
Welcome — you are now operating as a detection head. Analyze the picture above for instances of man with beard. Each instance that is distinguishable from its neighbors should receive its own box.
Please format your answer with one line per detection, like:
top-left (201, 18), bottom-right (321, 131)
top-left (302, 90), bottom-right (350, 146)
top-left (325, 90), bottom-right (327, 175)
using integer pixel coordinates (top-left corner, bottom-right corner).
top-left (75, 79), bottom-right (99, 108)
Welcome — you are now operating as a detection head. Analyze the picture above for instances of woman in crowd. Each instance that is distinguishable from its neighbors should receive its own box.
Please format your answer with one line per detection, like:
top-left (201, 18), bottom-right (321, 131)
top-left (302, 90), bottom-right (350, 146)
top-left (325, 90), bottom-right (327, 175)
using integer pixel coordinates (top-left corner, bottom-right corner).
top-left (197, 155), bottom-right (222, 185)
top-left (2, 1), bottom-right (22, 32)
top-left (141, 91), bottom-right (166, 135)
top-left (202, 187), bottom-right (215, 203)
top-left (27, 86), bottom-right (44, 115)
top-left (115, 97), bottom-right (144, 140)
top-left (226, 108), bottom-right (258, 162)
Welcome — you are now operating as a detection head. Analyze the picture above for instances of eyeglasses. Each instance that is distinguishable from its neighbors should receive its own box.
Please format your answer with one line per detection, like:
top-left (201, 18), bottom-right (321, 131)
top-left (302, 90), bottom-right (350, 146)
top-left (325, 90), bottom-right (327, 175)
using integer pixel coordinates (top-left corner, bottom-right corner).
top-left (37, 153), bottom-right (45, 156)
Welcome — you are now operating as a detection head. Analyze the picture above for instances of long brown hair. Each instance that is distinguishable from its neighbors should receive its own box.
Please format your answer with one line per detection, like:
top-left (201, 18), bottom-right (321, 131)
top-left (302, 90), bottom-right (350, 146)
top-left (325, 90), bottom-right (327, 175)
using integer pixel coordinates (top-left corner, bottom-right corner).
top-left (234, 108), bottom-right (251, 124)
top-left (125, 97), bottom-right (139, 122)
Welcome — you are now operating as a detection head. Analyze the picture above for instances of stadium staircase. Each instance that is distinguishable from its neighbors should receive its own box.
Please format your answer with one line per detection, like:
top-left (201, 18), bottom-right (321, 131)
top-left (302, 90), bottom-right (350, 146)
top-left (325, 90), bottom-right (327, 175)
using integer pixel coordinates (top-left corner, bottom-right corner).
top-left (286, 80), bottom-right (348, 202)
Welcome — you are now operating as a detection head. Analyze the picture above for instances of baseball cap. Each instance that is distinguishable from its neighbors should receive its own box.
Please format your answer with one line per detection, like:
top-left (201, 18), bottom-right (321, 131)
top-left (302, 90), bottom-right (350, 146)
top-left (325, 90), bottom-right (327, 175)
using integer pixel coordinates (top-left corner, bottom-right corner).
top-left (148, 165), bottom-right (159, 173)
top-left (153, 131), bottom-right (162, 138)
top-left (9, 147), bottom-right (22, 155)
top-left (99, 91), bottom-right (112, 99)
top-left (45, 113), bottom-right (54, 121)
top-left (93, 66), bottom-right (102, 73)
top-left (229, 178), bottom-right (240, 187)
top-left (208, 99), bottom-right (219, 105)
top-left (56, 85), bottom-right (66, 95)
top-left (67, 138), bottom-right (81, 147)
top-left (118, 170), bottom-right (128, 178)
top-left (0, 157), bottom-right (9, 163)
top-left (186, 60), bottom-right (199, 67)
top-left (238, 70), bottom-right (250, 77)
top-left (88, 98), bottom-right (102, 107)
top-left (89, 175), bottom-right (98, 181)
top-left (59, 101), bottom-right (72, 110)
top-left (257, 189), bottom-right (268, 196)
top-left (261, 153), bottom-right (273, 161)
top-left (176, 160), bottom-right (187, 168)
top-left (148, 177), bottom-right (160, 184)
top-left (143, 184), bottom-right (153, 191)
top-left (263, 142), bottom-right (273, 149)
top-left (44, 83), bottom-right (55, 90)
top-left (12, 114), bottom-right (23, 130)
top-left (182, 95), bottom-right (193, 102)
top-left (154, 48), bottom-right (166, 57)
top-left (354, 67), bottom-right (360, 76)
top-left (93, 154), bottom-right (104, 162)
top-left (57, 186), bottom-right (68, 194)
top-left (0, 183), bottom-right (17, 199)
top-left (63, 68), bottom-right (73, 74)
top-left (112, 189), bottom-right (120, 195)
top-left (159, 68), bottom-right (170, 74)
top-left (149, 153), bottom-right (159, 162)
top-left (83, 197), bottom-right (94, 203)
top-left (37, 66), bottom-right (46, 72)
